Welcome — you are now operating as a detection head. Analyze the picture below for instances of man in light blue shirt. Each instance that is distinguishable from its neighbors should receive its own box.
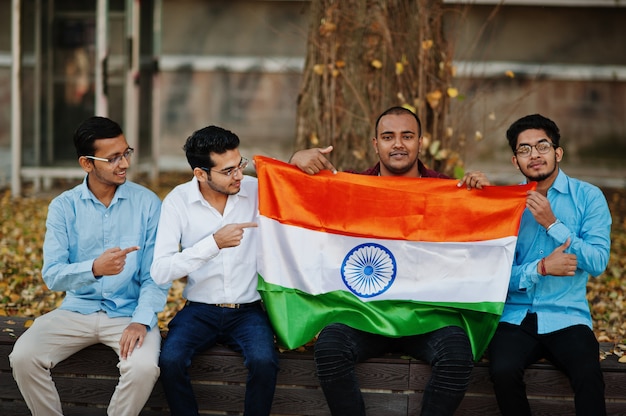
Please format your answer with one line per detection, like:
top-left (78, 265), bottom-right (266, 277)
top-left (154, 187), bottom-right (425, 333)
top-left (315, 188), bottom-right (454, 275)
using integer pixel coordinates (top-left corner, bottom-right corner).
top-left (9, 116), bottom-right (169, 416)
top-left (488, 114), bottom-right (611, 415)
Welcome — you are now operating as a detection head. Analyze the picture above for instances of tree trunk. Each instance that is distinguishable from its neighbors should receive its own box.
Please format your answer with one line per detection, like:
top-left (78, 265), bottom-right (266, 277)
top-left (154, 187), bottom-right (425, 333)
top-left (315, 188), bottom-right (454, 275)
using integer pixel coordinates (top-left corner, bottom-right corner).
top-left (295, 0), bottom-right (456, 174)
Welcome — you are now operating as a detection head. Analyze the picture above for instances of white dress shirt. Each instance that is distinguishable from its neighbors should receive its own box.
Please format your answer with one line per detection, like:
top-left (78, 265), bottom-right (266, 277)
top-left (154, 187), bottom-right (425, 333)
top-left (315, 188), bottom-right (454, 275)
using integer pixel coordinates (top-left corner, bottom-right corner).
top-left (151, 176), bottom-right (260, 304)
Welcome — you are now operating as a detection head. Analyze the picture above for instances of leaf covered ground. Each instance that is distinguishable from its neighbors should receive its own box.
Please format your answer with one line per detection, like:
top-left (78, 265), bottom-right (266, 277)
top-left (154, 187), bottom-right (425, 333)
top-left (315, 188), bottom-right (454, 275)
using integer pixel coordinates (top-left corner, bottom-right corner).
top-left (1, 174), bottom-right (625, 357)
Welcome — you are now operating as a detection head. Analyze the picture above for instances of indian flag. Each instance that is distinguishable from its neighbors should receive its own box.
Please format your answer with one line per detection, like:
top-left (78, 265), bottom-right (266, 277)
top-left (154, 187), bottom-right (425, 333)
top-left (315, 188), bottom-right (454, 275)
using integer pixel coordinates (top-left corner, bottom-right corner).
top-left (255, 156), bottom-right (533, 359)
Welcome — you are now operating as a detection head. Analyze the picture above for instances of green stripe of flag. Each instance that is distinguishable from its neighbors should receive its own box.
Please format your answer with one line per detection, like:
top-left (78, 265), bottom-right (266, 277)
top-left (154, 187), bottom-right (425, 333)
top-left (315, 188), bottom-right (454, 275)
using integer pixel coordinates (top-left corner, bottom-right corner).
top-left (258, 275), bottom-right (503, 359)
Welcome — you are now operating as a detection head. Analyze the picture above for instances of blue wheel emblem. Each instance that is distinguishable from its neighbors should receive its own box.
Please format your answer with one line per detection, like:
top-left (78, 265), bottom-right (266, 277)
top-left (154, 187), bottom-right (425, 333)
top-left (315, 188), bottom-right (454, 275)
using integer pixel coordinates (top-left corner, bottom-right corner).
top-left (341, 243), bottom-right (396, 298)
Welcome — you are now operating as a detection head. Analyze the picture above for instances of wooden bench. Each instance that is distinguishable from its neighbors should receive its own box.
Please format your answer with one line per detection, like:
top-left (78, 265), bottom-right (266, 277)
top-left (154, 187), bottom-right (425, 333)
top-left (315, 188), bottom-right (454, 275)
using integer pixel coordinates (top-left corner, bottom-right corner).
top-left (1, 316), bottom-right (625, 415)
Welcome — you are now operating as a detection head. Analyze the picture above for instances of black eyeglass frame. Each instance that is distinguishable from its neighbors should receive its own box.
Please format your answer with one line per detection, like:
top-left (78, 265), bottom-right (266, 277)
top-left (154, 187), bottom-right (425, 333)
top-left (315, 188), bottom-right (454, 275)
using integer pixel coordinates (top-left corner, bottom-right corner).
top-left (200, 157), bottom-right (249, 177)
top-left (514, 141), bottom-right (557, 157)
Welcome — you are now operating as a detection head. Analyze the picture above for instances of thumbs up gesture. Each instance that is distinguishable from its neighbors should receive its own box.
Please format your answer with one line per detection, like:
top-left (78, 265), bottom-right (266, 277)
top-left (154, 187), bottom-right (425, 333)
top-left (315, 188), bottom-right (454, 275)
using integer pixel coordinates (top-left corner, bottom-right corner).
top-left (544, 238), bottom-right (577, 276)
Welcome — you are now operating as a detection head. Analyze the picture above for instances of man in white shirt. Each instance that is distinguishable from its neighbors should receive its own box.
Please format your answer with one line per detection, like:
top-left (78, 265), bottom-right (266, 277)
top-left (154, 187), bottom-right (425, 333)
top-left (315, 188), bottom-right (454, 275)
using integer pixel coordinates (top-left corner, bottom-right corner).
top-left (151, 125), bottom-right (278, 416)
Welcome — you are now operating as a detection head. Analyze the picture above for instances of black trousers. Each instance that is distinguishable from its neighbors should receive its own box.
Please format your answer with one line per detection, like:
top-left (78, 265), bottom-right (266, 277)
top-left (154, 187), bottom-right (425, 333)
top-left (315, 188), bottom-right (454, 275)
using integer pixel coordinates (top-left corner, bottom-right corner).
top-left (314, 323), bottom-right (473, 416)
top-left (488, 313), bottom-right (606, 416)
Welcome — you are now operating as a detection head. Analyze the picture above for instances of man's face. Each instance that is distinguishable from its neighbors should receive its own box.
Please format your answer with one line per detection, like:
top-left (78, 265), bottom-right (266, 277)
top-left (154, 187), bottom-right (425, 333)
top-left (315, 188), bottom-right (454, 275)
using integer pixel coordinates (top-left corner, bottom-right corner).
top-left (372, 113), bottom-right (422, 177)
top-left (84, 134), bottom-right (131, 187)
top-left (204, 149), bottom-right (244, 196)
top-left (512, 128), bottom-right (562, 182)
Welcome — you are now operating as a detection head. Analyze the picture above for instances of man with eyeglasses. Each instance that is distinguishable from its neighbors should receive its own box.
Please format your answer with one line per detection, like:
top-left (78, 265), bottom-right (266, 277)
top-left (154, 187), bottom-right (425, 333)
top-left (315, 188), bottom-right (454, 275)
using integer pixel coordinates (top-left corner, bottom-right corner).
top-left (488, 114), bottom-right (611, 415)
top-left (9, 116), bottom-right (169, 415)
top-left (151, 125), bottom-right (278, 416)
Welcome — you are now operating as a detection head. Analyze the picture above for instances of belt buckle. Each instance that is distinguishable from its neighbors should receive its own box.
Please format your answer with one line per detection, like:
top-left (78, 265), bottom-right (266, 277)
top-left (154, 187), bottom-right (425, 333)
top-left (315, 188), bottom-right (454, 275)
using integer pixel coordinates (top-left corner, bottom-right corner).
top-left (217, 303), bottom-right (239, 309)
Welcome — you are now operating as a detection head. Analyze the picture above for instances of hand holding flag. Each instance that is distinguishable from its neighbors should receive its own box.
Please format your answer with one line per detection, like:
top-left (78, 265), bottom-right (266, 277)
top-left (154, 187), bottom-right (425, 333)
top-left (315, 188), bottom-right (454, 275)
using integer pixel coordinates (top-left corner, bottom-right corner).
top-left (255, 156), bottom-right (533, 358)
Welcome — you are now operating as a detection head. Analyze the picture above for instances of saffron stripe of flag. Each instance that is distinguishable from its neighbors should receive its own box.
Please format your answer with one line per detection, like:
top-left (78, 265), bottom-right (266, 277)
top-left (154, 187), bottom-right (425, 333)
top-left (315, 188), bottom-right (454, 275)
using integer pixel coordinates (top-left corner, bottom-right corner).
top-left (254, 156), bottom-right (533, 359)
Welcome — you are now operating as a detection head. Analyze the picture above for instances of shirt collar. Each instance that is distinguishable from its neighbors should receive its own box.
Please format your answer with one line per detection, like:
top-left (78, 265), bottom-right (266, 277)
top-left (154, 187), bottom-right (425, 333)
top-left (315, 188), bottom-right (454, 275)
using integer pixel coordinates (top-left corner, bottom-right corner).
top-left (79, 175), bottom-right (128, 204)
top-left (187, 176), bottom-right (251, 205)
top-left (524, 169), bottom-right (567, 196)
top-left (550, 169), bottom-right (568, 195)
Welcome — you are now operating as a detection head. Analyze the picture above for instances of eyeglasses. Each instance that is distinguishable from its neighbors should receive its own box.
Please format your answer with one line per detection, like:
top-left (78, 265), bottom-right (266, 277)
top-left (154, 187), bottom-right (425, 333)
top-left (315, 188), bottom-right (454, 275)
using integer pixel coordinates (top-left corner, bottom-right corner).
top-left (202, 157), bottom-right (249, 177)
top-left (515, 141), bottom-right (556, 157)
top-left (84, 148), bottom-right (134, 165)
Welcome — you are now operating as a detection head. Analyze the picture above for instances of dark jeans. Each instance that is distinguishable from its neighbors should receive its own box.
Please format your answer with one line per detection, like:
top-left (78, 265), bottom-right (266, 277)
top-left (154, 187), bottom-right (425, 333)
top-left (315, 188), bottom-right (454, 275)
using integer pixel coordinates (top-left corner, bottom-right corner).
top-left (159, 301), bottom-right (279, 416)
top-left (488, 313), bottom-right (606, 416)
top-left (314, 323), bottom-right (473, 416)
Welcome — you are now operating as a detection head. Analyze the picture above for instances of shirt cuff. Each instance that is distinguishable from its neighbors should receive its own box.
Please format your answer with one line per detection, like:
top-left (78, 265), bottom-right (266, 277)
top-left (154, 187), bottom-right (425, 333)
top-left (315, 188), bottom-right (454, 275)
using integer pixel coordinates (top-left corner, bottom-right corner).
top-left (520, 261), bottom-right (542, 289)
top-left (547, 220), bottom-right (570, 243)
top-left (194, 234), bottom-right (220, 259)
top-left (546, 218), bottom-right (560, 232)
top-left (132, 309), bottom-right (158, 329)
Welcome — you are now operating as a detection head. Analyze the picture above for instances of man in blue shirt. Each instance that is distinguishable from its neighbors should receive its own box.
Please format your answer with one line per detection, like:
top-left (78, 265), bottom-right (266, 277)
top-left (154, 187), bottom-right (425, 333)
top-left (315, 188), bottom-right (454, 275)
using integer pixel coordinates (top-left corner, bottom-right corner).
top-left (488, 114), bottom-right (611, 415)
top-left (9, 116), bottom-right (169, 416)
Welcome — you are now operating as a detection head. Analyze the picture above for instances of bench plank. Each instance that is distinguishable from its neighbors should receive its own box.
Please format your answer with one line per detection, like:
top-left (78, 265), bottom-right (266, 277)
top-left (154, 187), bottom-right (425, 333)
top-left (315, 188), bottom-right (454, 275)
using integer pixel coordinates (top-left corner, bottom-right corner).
top-left (2, 316), bottom-right (626, 415)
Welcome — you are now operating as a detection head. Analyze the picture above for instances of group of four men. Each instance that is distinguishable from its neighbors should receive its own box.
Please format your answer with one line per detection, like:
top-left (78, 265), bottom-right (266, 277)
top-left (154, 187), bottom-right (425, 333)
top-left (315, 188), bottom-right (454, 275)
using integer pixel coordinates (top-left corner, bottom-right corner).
top-left (9, 106), bottom-right (610, 416)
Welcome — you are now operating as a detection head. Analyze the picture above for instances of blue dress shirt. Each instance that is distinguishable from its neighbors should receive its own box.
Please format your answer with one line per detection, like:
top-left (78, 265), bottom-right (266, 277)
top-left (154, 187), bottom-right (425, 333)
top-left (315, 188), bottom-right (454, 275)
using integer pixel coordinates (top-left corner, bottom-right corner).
top-left (501, 170), bottom-right (611, 334)
top-left (42, 177), bottom-right (168, 329)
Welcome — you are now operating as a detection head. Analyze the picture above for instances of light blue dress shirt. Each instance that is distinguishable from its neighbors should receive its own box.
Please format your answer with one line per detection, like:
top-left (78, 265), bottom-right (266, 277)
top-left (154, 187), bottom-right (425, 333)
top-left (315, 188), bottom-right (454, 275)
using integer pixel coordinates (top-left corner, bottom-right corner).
top-left (501, 169), bottom-right (611, 334)
top-left (42, 177), bottom-right (169, 329)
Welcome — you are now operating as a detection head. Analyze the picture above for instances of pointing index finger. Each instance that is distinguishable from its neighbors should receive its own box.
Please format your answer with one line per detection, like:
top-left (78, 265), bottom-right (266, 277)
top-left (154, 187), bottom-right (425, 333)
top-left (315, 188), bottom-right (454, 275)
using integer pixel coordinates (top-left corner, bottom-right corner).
top-left (122, 246), bottom-right (140, 254)
top-left (238, 222), bottom-right (258, 229)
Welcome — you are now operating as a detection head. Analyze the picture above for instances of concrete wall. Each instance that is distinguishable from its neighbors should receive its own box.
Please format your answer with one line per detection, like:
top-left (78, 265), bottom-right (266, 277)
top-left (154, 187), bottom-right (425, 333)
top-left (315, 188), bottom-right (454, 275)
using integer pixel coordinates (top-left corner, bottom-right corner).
top-left (443, 3), bottom-right (626, 184)
top-left (157, 0), bottom-right (309, 168)
top-left (1, 0), bottom-right (624, 187)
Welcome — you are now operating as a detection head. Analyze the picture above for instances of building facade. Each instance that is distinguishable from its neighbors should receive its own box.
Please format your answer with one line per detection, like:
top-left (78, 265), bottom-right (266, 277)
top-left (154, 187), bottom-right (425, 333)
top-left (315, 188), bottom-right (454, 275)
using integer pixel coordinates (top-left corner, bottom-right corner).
top-left (1, 0), bottom-right (624, 193)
